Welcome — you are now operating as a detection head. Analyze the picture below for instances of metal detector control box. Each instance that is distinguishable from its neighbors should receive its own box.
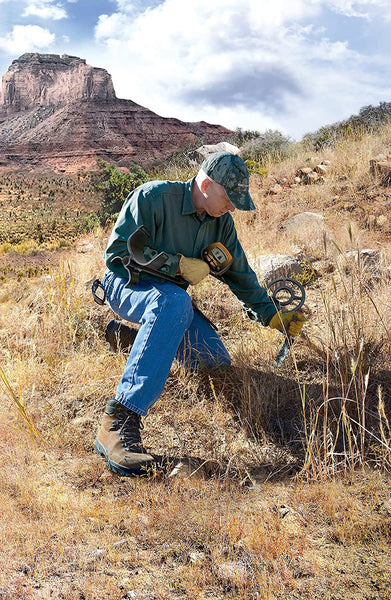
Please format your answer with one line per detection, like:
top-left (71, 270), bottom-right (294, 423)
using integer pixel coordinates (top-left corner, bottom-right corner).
top-left (202, 242), bottom-right (233, 275)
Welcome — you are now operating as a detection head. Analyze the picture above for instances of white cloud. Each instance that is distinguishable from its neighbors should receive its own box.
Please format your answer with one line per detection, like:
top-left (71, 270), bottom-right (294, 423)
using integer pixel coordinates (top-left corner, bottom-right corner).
top-left (324, 0), bottom-right (391, 19)
top-left (0, 0), bottom-right (68, 18)
top-left (96, 0), bottom-right (375, 137)
top-left (114, 0), bottom-right (162, 14)
top-left (96, 13), bottom-right (125, 42)
top-left (22, 1), bottom-right (68, 20)
top-left (0, 24), bottom-right (55, 53)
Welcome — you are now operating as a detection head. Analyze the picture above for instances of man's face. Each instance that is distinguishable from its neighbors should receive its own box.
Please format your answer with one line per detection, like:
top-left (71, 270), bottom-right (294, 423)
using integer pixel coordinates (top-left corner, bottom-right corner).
top-left (201, 179), bottom-right (236, 217)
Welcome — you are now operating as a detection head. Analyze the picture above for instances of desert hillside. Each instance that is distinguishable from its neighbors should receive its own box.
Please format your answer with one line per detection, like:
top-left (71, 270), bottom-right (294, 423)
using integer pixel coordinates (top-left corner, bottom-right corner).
top-left (1, 123), bottom-right (391, 599)
top-left (0, 53), bottom-right (231, 171)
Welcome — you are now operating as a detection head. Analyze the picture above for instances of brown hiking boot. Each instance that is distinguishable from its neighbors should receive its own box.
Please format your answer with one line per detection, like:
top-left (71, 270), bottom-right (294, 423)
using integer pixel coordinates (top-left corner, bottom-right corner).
top-left (95, 398), bottom-right (154, 476)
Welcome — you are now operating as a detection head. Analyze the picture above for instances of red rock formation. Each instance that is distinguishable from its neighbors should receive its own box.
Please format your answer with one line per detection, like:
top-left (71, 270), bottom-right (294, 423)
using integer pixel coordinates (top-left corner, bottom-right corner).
top-left (0, 53), bottom-right (232, 171)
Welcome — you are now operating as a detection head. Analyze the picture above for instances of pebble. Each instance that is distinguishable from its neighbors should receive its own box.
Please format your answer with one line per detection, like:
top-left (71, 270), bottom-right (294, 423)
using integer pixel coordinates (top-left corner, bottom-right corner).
top-left (89, 548), bottom-right (104, 557)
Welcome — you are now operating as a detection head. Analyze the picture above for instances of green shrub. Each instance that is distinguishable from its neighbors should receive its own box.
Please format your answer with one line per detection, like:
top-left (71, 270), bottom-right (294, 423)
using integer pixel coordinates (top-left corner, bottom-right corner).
top-left (239, 129), bottom-right (293, 165)
top-left (244, 159), bottom-right (268, 177)
top-left (302, 101), bottom-right (391, 150)
top-left (230, 127), bottom-right (262, 146)
top-left (93, 159), bottom-right (149, 224)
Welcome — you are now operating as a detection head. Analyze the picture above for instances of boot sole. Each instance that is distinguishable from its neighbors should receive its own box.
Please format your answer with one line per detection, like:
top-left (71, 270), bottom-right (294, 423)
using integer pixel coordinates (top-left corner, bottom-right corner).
top-left (94, 439), bottom-right (154, 477)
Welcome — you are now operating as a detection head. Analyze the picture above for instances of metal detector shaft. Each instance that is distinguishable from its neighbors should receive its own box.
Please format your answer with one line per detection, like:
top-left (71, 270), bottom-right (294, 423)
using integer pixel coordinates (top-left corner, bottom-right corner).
top-left (114, 225), bottom-right (186, 287)
top-left (273, 336), bottom-right (294, 369)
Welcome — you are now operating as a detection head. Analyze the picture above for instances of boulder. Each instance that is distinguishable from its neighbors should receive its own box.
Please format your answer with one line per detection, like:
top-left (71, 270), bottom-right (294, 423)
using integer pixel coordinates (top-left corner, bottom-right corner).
top-left (249, 254), bottom-right (303, 286)
top-left (369, 155), bottom-right (391, 185)
top-left (281, 212), bottom-right (326, 233)
top-left (194, 141), bottom-right (239, 161)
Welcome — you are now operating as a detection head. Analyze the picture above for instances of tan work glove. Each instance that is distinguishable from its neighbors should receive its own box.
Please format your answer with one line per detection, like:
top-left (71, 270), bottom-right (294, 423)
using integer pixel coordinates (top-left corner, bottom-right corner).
top-left (269, 310), bottom-right (306, 337)
top-left (178, 254), bottom-right (210, 285)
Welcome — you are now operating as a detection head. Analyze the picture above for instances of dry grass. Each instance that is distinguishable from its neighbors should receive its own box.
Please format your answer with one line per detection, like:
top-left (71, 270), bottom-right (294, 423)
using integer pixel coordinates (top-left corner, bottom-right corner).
top-left (1, 125), bottom-right (391, 598)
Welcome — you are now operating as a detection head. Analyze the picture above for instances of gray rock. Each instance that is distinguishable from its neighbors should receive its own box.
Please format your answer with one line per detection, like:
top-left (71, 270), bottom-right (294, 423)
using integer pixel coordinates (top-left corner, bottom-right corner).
top-left (314, 164), bottom-right (328, 175)
top-left (250, 254), bottom-right (303, 286)
top-left (282, 212), bottom-right (325, 232)
top-left (346, 248), bottom-right (381, 267)
top-left (89, 548), bottom-right (104, 558)
top-left (344, 249), bottom-right (388, 279)
top-left (189, 551), bottom-right (206, 564)
top-left (218, 561), bottom-right (248, 583)
top-left (194, 141), bottom-right (239, 161)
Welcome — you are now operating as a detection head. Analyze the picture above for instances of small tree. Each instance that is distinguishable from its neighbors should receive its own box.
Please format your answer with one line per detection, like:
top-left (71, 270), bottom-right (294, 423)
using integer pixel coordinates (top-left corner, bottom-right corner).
top-left (93, 159), bottom-right (149, 224)
top-left (231, 127), bottom-right (262, 146)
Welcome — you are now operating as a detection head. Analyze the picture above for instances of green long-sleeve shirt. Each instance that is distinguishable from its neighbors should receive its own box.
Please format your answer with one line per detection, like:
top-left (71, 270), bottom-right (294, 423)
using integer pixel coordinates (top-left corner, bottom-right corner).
top-left (104, 178), bottom-right (277, 326)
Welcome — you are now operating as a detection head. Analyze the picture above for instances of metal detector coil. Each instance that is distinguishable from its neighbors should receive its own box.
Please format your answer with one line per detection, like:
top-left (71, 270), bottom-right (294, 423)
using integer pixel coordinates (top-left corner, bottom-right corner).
top-left (267, 277), bottom-right (306, 314)
top-left (267, 277), bottom-right (306, 369)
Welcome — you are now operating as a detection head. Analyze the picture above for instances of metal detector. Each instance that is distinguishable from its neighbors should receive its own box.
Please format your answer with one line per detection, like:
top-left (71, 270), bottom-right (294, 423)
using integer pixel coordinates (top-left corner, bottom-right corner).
top-left (92, 228), bottom-right (306, 365)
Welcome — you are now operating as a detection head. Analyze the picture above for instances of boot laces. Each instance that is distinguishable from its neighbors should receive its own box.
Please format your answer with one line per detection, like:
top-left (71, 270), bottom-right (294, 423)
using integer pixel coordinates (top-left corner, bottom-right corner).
top-left (111, 405), bottom-right (144, 453)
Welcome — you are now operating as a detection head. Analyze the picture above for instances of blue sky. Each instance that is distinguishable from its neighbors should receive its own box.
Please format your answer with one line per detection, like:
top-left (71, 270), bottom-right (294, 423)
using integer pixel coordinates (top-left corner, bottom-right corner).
top-left (0, 0), bottom-right (390, 140)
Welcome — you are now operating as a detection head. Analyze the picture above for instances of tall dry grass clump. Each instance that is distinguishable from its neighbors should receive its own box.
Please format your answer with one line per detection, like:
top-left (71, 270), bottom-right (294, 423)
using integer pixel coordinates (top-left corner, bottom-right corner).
top-left (298, 232), bottom-right (391, 478)
top-left (217, 123), bottom-right (391, 478)
top-left (0, 236), bottom-right (124, 449)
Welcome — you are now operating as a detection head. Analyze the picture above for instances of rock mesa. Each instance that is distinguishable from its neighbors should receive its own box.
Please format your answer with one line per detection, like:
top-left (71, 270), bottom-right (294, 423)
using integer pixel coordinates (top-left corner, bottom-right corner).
top-left (0, 53), bottom-right (232, 171)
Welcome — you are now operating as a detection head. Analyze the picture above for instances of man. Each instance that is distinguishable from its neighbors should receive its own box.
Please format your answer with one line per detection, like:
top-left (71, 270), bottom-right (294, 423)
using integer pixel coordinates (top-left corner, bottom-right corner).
top-left (95, 151), bottom-right (305, 476)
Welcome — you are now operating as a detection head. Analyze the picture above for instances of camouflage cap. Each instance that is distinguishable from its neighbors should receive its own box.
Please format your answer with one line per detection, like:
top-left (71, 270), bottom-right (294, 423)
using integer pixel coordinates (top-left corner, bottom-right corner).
top-left (201, 151), bottom-right (255, 211)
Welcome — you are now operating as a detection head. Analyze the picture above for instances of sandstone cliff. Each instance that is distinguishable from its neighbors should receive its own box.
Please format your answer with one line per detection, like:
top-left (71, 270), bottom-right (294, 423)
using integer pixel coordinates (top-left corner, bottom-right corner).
top-left (0, 53), bottom-right (116, 111)
top-left (0, 53), bottom-right (232, 171)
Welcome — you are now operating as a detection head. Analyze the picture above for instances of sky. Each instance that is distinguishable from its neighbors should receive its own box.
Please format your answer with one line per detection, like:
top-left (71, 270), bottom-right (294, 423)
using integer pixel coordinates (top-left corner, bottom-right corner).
top-left (0, 0), bottom-right (390, 140)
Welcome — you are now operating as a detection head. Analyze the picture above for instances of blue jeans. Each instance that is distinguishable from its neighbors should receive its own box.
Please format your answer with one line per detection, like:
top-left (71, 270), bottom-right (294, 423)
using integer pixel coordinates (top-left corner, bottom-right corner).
top-left (101, 270), bottom-right (231, 416)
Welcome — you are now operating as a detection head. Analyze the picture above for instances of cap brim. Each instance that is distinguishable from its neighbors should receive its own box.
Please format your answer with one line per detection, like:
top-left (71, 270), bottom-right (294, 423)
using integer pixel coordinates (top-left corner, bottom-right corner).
top-left (225, 189), bottom-right (256, 211)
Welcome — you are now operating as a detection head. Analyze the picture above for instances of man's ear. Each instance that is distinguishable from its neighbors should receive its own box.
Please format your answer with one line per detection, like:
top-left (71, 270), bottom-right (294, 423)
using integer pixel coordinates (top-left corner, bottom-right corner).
top-left (200, 178), bottom-right (212, 195)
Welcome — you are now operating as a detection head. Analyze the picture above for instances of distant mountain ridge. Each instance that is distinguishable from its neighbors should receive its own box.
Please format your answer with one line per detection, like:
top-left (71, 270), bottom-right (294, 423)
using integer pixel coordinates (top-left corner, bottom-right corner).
top-left (0, 53), bottom-right (231, 171)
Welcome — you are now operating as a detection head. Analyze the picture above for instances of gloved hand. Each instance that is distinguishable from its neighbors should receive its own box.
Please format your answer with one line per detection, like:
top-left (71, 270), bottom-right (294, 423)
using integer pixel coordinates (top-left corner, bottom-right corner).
top-left (269, 310), bottom-right (306, 337)
top-left (178, 255), bottom-right (210, 285)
